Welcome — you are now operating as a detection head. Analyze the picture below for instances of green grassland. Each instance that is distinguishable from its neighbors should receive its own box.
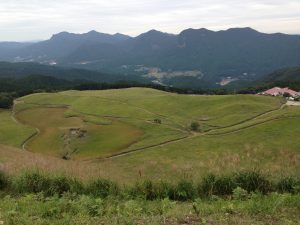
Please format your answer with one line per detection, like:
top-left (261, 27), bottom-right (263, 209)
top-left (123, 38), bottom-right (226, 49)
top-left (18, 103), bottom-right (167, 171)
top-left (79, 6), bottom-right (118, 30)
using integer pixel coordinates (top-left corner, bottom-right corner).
top-left (1, 192), bottom-right (299, 225)
top-left (1, 88), bottom-right (300, 224)
top-left (0, 110), bottom-right (35, 147)
top-left (15, 107), bottom-right (143, 159)
top-left (0, 88), bottom-right (299, 182)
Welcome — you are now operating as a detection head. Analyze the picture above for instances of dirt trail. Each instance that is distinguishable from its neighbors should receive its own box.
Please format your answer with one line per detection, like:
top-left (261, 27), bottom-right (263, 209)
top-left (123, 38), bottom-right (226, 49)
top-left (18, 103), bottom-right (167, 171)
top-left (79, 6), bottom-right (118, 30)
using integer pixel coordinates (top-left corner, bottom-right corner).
top-left (92, 134), bottom-right (195, 161)
top-left (21, 128), bottom-right (40, 151)
top-left (12, 96), bottom-right (289, 161)
top-left (206, 102), bottom-right (286, 132)
top-left (11, 101), bottom-right (41, 151)
top-left (97, 103), bottom-right (288, 160)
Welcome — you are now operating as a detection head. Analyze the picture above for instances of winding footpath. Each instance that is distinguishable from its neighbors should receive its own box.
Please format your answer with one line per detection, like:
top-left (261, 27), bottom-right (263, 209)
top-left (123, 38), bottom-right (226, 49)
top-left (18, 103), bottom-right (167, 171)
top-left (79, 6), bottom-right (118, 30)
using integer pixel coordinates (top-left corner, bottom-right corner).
top-left (97, 102), bottom-right (290, 160)
top-left (11, 100), bottom-right (40, 151)
top-left (11, 97), bottom-right (292, 161)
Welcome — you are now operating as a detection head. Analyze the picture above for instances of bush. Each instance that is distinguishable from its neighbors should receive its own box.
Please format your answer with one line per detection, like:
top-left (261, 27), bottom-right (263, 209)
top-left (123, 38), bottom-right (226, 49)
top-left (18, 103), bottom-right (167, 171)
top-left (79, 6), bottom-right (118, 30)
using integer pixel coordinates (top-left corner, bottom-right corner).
top-left (13, 171), bottom-right (51, 194)
top-left (214, 176), bottom-right (235, 196)
top-left (86, 178), bottom-right (119, 198)
top-left (156, 181), bottom-right (176, 200)
top-left (174, 179), bottom-right (195, 201)
top-left (0, 170), bottom-right (9, 190)
top-left (0, 94), bottom-right (13, 109)
top-left (127, 179), bottom-right (196, 201)
top-left (125, 180), bottom-right (161, 200)
top-left (47, 176), bottom-right (84, 196)
top-left (12, 171), bottom-right (83, 196)
top-left (233, 187), bottom-right (248, 200)
top-left (198, 174), bottom-right (216, 196)
top-left (234, 171), bottom-right (272, 194)
top-left (277, 177), bottom-right (300, 194)
top-left (141, 180), bottom-right (157, 200)
top-left (190, 122), bottom-right (200, 131)
top-left (198, 174), bottom-right (235, 196)
top-left (154, 118), bottom-right (162, 124)
top-left (126, 180), bottom-right (158, 200)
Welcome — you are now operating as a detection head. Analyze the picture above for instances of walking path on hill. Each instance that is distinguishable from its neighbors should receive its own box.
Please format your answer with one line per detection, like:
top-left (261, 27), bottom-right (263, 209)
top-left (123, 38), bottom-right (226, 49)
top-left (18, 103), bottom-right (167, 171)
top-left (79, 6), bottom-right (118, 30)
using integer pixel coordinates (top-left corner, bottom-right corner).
top-left (11, 100), bottom-right (40, 151)
top-left (96, 102), bottom-right (290, 160)
top-left (12, 96), bottom-right (290, 160)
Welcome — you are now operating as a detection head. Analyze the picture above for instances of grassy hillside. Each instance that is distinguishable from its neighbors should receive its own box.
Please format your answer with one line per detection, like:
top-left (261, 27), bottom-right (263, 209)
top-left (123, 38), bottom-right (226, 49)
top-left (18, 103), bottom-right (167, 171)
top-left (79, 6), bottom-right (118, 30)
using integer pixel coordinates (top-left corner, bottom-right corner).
top-left (0, 110), bottom-right (35, 147)
top-left (0, 88), bottom-right (299, 182)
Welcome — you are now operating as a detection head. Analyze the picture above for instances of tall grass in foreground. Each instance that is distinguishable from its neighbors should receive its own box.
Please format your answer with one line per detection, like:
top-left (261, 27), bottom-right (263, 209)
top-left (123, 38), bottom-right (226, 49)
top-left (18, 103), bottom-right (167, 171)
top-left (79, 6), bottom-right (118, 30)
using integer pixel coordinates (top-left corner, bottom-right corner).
top-left (0, 170), bottom-right (299, 201)
top-left (1, 192), bottom-right (300, 225)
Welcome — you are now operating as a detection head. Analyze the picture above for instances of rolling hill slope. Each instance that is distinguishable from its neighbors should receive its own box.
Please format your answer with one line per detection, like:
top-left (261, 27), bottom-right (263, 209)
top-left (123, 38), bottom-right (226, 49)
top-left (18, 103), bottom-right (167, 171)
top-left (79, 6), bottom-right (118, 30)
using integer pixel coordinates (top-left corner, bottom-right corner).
top-left (0, 88), bottom-right (299, 182)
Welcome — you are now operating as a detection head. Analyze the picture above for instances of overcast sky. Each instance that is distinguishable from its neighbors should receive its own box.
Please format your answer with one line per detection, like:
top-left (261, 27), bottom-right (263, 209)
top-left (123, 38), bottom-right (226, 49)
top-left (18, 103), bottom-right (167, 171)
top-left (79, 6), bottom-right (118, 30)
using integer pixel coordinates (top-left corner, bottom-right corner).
top-left (1, 0), bottom-right (300, 41)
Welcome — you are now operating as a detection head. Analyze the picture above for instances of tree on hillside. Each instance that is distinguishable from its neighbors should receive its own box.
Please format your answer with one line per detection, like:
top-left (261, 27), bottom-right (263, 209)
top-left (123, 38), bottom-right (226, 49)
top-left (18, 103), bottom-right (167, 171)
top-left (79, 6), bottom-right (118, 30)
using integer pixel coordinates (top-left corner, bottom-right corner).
top-left (191, 122), bottom-right (200, 132)
top-left (0, 94), bottom-right (13, 109)
top-left (154, 118), bottom-right (162, 124)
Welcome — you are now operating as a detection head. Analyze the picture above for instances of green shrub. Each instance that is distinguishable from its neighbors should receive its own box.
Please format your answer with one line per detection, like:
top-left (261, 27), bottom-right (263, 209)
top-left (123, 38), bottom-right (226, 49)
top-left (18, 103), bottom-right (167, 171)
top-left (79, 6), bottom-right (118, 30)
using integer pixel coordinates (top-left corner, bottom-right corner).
top-left (141, 180), bottom-right (157, 200)
top-left (47, 176), bottom-right (84, 196)
top-left (214, 176), bottom-right (235, 196)
top-left (198, 174), bottom-right (235, 196)
top-left (12, 171), bottom-right (83, 196)
top-left (198, 174), bottom-right (216, 196)
top-left (0, 170), bottom-right (9, 190)
top-left (78, 195), bottom-right (104, 217)
top-left (277, 177), bottom-right (300, 194)
top-left (175, 179), bottom-right (195, 201)
top-left (49, 176), bottom-right (72, 196)
top-left (232, 187), bottom-right (248, 200)
top-left (234, 171), bottom-right (272, 194)
top-left (86, 178), bottom-right (119, 198)
top-left (154, 118), bottom-right (162, 124)
top-left (0, 94), bottom-right (14, 109)
top-left (157, 181), bottom-right (176, 200)
top-left (190, 122), bottom-right (200, 131)
top-left (124, 180), bottom-right (158, 200)
top-left (157, 198), bottom-right (176, 215)
top-left (13, 171), bottom-right (51, 194)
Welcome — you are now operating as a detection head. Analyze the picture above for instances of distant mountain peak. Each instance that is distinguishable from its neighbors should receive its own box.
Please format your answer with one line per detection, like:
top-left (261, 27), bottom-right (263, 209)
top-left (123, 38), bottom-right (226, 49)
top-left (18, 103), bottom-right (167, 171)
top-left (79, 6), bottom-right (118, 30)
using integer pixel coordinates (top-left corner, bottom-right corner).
top-left (113, 33), bottom-right (132, 40)
top-left (225, 27), bottom-right (259, 33)
top-left (50, 31), bottom-right (73, 40)
top-left (87, 30), bottom-right (98, 34)
top-left (180, 28), bottom-right (214, 34)
top-left (148, 29), bottom-right (161, 33)
top-left (137, 29), bottom-right (175, 39)
top-left (48, 30), bottom-right (131, 44)
top-left (187, 28), bottom-right (212, 32)
top-left (142, 29), bottom-right (164, 35)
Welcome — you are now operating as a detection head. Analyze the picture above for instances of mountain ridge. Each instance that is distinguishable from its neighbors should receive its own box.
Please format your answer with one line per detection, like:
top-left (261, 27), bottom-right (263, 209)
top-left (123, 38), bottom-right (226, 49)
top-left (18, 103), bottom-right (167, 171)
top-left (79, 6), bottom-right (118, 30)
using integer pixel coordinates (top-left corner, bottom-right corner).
top-left (1, 27), bottom-right (300, 88)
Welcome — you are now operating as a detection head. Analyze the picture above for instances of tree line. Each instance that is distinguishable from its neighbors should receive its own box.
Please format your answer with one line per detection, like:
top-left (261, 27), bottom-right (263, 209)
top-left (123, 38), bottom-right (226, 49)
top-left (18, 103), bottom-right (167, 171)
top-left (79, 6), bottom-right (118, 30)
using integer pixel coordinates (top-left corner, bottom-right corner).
top-left (4, 74), bottom-right (296, 110)
top-left (0, 75), bottom-right (235, 109)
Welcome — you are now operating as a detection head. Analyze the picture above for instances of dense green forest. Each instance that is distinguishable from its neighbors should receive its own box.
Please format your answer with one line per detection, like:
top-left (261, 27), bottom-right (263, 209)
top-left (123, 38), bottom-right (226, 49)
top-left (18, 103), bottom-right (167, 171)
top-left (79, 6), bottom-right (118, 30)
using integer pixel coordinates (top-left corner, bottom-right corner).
top-left (238, 67), bottom-right (300, 94)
